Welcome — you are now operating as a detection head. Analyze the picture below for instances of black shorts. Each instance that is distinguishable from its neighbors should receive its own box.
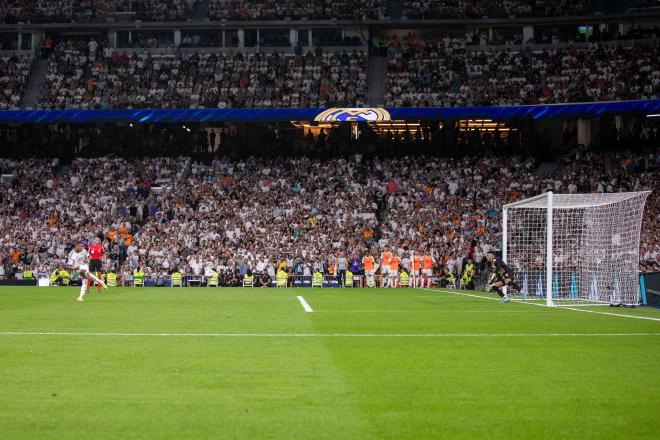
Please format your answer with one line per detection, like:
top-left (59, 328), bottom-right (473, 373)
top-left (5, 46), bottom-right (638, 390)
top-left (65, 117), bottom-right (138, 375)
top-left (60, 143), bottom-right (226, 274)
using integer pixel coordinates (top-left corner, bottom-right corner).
top-left (89, 259), bottom-right (103, 273)
top-left (490, 272), bottom-right (513, 284)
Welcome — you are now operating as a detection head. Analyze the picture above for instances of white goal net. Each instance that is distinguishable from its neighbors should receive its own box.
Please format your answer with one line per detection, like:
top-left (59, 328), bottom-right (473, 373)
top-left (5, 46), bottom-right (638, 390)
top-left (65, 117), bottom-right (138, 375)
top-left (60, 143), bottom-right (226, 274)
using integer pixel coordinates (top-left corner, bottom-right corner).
top-left (503, 191), bottom-right (651, 306)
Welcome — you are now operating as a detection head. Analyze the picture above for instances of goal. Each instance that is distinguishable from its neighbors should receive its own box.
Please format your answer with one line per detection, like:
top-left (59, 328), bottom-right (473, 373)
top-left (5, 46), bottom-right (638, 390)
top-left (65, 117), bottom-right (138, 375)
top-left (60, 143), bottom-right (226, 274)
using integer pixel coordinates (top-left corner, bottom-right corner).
top-left (502, 191), bottom-right (651, 306)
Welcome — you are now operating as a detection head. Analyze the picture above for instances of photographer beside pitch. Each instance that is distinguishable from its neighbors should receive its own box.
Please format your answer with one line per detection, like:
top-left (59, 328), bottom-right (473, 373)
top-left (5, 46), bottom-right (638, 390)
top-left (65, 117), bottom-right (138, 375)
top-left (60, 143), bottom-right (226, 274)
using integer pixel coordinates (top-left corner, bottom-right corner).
top-left (485, 250), bottom-right (521, 303)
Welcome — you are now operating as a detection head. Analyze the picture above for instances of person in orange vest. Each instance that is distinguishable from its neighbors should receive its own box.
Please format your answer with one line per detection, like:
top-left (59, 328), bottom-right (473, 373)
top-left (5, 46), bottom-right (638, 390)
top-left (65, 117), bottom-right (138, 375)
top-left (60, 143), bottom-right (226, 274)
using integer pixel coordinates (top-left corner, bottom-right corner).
top-left (422, 251), bottom-right (435, 289)
top-left (388, 254), bottom-right (400, 288)
top-left (380, 246), bottom-right (393, 288)
top-left (411, 251), bottom-right (422, 288)
top-left (362, 251), bottom-right (376, 288)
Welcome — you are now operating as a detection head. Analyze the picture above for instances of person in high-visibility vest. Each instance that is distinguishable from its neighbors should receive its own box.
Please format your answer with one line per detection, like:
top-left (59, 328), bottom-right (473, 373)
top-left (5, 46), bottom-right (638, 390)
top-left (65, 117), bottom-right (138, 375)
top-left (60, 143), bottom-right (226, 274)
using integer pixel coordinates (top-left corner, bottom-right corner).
top-left (276, 269), bottom-right (288, 288)
top-left (399, 269), bottom-right (410, 287)
top-left (170, 271), bottom-right (183, 287)
top-left (133, 268), bottom-right (145, 286)
top-left (461, 258), bottom-right (475, 290)
top-left (208, 270), bottom-right (219, 287)
top-left (106, 272), bottom-right (118, 287)
top-left (439, 268), bottom-right (456, 288)
top-left (60, 269), bottom-right (70, 286)
top-left (344, 270), bottom-right (353, 288)
top-left (49, 269), bottom-right (60, 285)
top-left (243, 272), bottom-right (255, 287)
top-left (22, 269), bottom-right (33, 280)
top-left (312, 271), bottom-right (323, 288)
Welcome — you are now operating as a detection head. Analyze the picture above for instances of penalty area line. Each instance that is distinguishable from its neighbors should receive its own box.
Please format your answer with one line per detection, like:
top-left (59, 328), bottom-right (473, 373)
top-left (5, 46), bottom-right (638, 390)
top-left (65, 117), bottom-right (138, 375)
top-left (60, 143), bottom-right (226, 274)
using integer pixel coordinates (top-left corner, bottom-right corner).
top-left (427, 289), bottom-right (660, 322)
top-left (296, 295), bottom-right (313, 313)
top-left (560, 307), bottom-right (660, 322)
top-left (0, 332), bottom-right (658, 338)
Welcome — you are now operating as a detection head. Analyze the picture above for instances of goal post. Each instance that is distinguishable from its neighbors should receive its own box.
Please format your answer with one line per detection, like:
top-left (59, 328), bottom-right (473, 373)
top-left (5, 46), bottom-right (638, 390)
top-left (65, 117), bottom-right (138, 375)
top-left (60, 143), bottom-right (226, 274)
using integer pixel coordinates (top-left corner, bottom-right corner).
top-left (502, 191), bottom-right (651, 306)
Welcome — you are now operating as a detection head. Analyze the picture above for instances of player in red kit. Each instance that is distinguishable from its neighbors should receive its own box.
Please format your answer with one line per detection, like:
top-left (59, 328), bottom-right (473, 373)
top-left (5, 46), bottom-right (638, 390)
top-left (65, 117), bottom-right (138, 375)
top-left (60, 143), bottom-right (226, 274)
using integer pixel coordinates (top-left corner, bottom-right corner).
top-left (88, 237), bottom-right (106, 293)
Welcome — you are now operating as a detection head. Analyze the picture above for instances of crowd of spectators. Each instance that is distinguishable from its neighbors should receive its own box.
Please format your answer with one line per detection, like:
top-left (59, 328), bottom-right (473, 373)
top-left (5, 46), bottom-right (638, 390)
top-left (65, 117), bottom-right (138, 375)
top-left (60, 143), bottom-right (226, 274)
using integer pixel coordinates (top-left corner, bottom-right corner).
top-left (627, 0), bottom-right (660, 10)
top-left (207, 0), bottom-right (385, 21)
top-left (384, 33), bottom-right (660, 107)
top-left (0, 1), bottom-right (73, 24)
top-left (4, 0), bottom-right (660, 24)
top-left (37, 46), bottom-right (367, 109)
top-left (0, 147), bottom-right (657, 284)
top-left (402, 0), bottom-right (592, 19)
top-left (0, 1), bottom-right (195, 23)
top-left (132, 0), bottom-right (193, 22)
top-left (32, 31), bottom-right (660, 110)
top-left (0, 54), bottom-right (31, 110)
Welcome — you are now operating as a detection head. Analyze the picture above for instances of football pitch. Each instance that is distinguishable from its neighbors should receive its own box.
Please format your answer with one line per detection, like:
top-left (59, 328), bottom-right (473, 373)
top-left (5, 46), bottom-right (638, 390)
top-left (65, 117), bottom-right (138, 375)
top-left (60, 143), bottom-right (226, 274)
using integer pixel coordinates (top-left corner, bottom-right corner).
top-left (1, 287), bottom-right (659, 439)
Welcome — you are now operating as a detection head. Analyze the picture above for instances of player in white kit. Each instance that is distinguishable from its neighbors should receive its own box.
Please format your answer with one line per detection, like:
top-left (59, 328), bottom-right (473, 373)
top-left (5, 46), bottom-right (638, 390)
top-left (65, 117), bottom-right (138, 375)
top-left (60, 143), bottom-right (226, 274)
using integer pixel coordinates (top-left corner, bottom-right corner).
top-left (68, 242), bottom-right (107, 302)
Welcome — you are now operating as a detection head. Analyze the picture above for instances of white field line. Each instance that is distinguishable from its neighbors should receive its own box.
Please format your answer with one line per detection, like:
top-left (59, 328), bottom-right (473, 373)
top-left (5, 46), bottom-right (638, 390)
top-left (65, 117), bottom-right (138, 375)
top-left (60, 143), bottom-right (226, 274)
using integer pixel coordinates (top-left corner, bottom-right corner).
top-left (424, 289), bottom-right (545, 304)
top-left (560, 307), bottom-right (660, 322)
top-left (427, 289), bottom-right (660, 322)
top-left (0, 332), bottom-right (658, 338)
top-left (296, 296), bottom-right (313, 313)
top-left (317, 310), bottom-right (533, 314)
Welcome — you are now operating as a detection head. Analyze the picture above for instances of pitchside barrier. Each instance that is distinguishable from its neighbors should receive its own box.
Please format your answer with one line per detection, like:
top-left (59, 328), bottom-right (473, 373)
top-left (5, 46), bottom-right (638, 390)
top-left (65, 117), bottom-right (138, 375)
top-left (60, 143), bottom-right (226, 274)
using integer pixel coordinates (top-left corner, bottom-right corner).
top-left (46, 274), bottom-right (440, 288)
top-left (29, 270), bottom-right (654, 302)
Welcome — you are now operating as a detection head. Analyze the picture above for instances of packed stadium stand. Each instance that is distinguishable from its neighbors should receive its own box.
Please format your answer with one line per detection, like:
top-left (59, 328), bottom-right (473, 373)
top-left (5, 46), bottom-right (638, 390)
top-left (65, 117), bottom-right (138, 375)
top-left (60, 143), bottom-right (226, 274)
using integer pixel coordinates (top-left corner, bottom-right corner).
top-left (37, 47), bottom-right (367, 109)
top-left (19, 34), bottom-right (660, 109)
top-left (207, 0), bottom-right (386, 21)
top-left (0, 143), bottom-right (657, 281)
top-left (401, 0), bottom-right (592, 19)
top-left (0, 54), bottom-right (31, 110)
top-left (2, 0), bottom-right (658, 24)
top-left (384, 36), bottom-right (660, 107)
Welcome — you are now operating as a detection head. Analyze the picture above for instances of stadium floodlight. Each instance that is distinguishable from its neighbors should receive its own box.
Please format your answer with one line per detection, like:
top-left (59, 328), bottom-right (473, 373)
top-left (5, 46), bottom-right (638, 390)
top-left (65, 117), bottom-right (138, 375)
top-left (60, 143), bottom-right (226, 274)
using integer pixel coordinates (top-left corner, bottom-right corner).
top-left (502, 191), bottom-right (651, 306)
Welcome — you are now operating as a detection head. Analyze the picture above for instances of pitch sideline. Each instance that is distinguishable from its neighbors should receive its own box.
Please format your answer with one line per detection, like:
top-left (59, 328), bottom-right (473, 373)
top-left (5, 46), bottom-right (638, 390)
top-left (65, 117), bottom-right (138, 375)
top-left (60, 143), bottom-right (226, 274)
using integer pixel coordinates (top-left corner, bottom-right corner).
top-left (0, 331), bottom-right (658, 338)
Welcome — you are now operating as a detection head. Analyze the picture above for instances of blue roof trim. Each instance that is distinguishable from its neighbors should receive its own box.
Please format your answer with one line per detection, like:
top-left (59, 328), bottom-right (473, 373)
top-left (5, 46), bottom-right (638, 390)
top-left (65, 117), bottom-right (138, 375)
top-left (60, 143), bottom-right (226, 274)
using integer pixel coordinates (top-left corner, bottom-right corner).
top-left (0, 100), bottom-right (658, 123)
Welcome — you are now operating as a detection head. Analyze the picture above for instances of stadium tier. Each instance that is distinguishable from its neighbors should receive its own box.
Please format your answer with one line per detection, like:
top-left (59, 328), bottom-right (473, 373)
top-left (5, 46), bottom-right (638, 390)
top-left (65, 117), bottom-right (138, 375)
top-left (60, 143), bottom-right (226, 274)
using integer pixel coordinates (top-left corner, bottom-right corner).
top-left (384, 39), bottom-right (660, 107)
top-left (0, 148), bottom-right (656, 285)
top-left (19, 40), bottom-right (656, 110)
top-left (38, 49), bottom-right (368, 109)
top-left (1, 0), bottom-right (657, 23)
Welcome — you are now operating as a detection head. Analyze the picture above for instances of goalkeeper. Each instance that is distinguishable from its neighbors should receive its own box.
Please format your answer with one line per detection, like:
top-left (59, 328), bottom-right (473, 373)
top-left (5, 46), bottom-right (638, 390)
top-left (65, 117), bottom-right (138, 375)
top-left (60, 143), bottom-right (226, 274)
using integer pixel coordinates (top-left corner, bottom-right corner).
top-left (485, 251), bottom-right (520, 303)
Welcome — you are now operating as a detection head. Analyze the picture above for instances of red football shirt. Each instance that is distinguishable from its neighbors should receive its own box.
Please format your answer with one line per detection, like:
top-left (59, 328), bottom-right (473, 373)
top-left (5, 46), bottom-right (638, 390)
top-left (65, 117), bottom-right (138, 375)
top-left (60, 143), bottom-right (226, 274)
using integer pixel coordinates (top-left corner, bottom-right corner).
top-left (89, 243), bottom-right (105, 260)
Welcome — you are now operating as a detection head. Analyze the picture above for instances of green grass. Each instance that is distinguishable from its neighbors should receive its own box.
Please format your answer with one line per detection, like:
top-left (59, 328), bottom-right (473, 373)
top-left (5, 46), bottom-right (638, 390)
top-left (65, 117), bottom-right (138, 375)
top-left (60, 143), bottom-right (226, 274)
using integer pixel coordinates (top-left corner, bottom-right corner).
top-left (1, 286), bottom-right (659, 439)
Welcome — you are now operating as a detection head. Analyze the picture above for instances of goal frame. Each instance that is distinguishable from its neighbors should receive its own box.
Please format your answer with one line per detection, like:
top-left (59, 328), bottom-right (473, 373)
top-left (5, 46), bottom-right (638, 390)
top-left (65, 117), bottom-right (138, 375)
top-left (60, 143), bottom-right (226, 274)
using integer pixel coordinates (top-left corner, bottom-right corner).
top-left (502, 191), bottom-right (650, 307)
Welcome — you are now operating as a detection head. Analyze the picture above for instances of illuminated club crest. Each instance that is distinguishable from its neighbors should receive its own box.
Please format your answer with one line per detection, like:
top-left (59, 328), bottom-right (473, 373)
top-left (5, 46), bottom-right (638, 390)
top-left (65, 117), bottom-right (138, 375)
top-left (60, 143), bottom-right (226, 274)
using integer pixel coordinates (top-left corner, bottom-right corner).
top-left (314, 108), bottom-right (391, 122)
